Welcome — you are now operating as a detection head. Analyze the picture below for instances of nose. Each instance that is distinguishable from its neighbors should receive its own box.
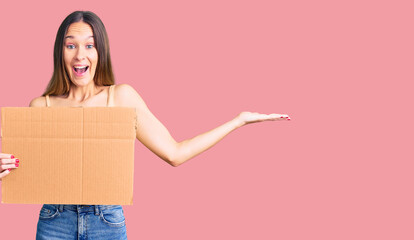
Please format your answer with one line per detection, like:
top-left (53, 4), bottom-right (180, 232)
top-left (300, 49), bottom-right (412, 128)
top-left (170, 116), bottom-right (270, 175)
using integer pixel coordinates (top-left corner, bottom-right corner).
top-left (75, 47), bottom-right (86, 60)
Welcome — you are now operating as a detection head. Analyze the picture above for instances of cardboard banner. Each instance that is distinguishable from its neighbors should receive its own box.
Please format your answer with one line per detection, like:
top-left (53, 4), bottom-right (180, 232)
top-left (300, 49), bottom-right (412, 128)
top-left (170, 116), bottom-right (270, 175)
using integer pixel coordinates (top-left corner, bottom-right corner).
top-left (1, 107), bottom-right (136, 205)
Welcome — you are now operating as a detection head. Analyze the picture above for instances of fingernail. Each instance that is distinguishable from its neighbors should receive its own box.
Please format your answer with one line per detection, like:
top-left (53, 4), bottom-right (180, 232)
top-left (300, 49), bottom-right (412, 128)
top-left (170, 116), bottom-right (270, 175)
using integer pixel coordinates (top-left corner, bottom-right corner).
top-left (11, 155), bottom-right (14, 159)
top-left (15, 163), bottom-right (19, 167)
top-left (16, 159), bottom-right (20, 163)
top-left (280, 116), bottom-right (284, 118)
top-left (8, 168), bottom-right (11, 171)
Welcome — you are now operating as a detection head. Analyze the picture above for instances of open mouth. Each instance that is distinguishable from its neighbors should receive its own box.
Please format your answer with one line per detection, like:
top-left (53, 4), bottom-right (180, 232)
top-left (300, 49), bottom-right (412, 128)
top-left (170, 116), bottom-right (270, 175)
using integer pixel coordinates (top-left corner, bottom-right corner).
top-left (73, 66), bottom-right (89, 74)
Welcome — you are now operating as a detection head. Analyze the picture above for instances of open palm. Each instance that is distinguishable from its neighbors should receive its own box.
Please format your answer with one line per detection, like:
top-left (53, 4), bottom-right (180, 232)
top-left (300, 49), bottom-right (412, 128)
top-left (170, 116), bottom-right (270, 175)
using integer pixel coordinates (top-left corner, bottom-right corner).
top-left (237, 111), bottom-right (290, 125)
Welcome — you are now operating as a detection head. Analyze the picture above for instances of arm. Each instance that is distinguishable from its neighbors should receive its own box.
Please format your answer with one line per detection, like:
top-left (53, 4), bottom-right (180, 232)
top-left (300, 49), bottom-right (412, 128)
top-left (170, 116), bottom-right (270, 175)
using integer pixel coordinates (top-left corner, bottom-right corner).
top-left (172, 112), bottom-right (289, 166)
top-left (173, 117), bottom-right (243, 166)
top-left (115, 84), bottom-right (289, 167)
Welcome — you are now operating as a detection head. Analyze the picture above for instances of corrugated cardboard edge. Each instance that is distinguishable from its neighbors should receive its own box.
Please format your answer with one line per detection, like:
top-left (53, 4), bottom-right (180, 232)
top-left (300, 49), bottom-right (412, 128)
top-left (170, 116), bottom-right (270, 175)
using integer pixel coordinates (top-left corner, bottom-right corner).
top-left (1, 108), bottom-right (4, 203)
top-left (0, 108), bottom-right (3, 139)
top-left (0, 107), bottom-right (8, 203)
top-left (0, 107), bottom-right (4, 139)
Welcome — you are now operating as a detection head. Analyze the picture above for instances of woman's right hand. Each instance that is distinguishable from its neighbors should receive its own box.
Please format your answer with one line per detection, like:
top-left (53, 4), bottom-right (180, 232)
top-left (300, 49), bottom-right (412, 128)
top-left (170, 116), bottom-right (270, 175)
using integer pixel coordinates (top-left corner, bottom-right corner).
top-left (0, 153), bottom-right (19, 181)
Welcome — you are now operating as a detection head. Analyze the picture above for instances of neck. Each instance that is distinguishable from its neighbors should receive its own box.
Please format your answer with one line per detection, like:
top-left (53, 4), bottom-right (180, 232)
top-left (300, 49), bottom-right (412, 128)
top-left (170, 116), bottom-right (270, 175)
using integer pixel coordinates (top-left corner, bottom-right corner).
top-left (68, 82), bottom-right (100, 103)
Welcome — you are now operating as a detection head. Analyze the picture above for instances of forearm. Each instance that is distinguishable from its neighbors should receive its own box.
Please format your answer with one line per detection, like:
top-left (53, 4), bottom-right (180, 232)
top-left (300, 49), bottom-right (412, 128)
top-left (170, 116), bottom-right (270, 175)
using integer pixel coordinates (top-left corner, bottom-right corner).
top-left (172, 117), bottom-right (244, 166)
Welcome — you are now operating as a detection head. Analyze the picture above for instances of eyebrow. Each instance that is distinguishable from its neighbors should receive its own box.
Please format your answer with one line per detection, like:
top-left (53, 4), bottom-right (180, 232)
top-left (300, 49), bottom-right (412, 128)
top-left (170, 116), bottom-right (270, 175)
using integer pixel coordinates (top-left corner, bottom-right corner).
top-left (64, 36), bottom-right (94, 40)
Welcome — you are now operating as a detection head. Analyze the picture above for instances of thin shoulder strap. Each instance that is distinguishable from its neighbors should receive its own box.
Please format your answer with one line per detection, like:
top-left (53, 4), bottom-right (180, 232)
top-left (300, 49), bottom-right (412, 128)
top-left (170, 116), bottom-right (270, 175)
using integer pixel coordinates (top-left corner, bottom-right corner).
top-left (45, 95), bottom-right (51, 107)
top-left (107, 85), bottom-right (115, 107)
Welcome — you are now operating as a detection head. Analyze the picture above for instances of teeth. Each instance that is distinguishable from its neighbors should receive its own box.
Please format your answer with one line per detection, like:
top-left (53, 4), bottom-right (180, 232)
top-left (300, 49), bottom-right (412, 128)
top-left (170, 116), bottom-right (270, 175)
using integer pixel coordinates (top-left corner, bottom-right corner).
top-left (74, 66), bottom-right (87, 69)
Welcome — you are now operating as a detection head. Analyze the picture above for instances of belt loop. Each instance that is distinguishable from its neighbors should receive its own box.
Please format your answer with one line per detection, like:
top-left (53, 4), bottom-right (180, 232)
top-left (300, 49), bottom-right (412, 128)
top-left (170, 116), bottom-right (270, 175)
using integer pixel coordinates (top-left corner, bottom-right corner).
top-left (58, 205), bottom-right (64, 212)
top-left (94, 205), bottom-right (100, 216)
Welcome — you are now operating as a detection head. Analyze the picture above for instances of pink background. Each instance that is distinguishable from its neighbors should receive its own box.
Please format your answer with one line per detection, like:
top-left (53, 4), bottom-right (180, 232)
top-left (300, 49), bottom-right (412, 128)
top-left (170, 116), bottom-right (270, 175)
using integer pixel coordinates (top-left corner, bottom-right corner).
top-left (0, 0), bottom-right (413, 239)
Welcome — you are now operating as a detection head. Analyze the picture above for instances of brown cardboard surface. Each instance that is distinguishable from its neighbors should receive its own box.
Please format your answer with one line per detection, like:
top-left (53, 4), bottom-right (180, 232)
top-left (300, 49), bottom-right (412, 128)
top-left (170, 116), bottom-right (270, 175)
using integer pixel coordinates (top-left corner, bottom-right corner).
top-left (1, 107), bottom-right (136, 205)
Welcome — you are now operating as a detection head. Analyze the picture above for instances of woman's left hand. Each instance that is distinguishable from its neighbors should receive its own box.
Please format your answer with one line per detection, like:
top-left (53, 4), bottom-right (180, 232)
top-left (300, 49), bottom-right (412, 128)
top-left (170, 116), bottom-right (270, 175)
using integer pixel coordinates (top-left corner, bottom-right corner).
top-left (235, 111), bottom-right (291, 126)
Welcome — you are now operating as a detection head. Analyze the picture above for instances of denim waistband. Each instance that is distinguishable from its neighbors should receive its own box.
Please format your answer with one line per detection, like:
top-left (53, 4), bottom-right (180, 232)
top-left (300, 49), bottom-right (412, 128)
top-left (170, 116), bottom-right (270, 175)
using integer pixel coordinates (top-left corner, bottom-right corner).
top-left (46, 204), bottom-right (121, 215)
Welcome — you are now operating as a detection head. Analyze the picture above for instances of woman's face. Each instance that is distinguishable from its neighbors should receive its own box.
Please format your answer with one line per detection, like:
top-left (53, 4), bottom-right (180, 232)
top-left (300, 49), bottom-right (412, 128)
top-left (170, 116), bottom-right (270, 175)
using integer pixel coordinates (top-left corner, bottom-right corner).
top-left (63, 21), bottom-right (98, 87)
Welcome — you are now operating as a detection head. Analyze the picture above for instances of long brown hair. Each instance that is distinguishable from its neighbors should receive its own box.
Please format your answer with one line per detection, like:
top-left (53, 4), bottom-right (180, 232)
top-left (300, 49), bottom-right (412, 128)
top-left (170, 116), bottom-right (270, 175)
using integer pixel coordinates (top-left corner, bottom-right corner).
top-left (42, 11), bottom-right (115, 96)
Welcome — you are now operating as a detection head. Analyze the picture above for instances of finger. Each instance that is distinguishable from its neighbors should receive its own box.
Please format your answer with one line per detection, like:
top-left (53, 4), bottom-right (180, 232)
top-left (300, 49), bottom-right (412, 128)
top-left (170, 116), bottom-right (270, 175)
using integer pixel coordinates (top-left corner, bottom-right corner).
top-left (0, 158), bottom-right (19, 165)
top-left (0, 163), bottom-right (18, 171)
top-left (268, 114), bottom-right (291, 121)
top-left (267, 114), bottom-right (284, 120)
top-left (0, 169), bottom-right (12, 180)
top-left (259, 114), bottom-right (272, 121)
top-left (279, 114), bottom-right (290, 119)
top-left (268, 114), bottom-right (281, 118)
top-left (0, 153), bottom-right (15, 159)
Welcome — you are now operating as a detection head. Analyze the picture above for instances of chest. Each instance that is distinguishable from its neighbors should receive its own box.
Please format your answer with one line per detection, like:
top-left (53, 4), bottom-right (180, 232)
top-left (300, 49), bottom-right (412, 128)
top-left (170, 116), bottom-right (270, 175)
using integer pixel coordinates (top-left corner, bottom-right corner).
top-left (49, 88), bottom-right (113, 107)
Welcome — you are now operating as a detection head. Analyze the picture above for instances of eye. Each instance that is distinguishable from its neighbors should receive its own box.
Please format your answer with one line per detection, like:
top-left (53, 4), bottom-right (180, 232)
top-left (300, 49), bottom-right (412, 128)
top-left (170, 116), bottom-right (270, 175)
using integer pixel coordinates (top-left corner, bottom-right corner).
top-left (66, 44), bottom-right (75, 49)
top-left (86, 44), bottom-right (94, 49)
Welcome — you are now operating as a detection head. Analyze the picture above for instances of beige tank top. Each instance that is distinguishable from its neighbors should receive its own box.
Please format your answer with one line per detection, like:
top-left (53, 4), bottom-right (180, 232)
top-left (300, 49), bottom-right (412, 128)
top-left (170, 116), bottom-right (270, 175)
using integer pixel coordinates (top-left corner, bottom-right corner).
top-left (45, 85), bottom-right (115, 107)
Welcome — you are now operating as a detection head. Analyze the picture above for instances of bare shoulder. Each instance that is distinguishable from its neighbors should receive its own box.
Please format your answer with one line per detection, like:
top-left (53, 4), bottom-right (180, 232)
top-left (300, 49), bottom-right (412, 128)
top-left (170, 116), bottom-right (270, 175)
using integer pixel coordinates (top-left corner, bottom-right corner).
top-left (113, 84), bottom-right (147, 108)
top-left (29, 96), bottom-right (47, 107)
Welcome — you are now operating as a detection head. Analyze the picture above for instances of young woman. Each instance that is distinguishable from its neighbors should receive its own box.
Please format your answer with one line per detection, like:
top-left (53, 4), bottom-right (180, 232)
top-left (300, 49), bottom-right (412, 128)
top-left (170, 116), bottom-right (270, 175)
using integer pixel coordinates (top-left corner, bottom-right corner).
top-left (0, 11), bottom-right (290, 239)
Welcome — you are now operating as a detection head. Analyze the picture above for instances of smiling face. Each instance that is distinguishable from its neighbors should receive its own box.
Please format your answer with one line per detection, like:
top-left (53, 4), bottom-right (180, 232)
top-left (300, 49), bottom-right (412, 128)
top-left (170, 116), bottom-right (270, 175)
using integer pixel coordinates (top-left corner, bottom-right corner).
top-left (63, 21), bottom-right (98, 87)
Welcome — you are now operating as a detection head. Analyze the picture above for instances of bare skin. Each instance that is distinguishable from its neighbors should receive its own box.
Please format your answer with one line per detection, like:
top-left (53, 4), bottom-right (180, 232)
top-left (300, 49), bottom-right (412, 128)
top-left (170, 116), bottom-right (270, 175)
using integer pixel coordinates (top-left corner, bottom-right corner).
top-left (0, 21), bottom-right (290, 180)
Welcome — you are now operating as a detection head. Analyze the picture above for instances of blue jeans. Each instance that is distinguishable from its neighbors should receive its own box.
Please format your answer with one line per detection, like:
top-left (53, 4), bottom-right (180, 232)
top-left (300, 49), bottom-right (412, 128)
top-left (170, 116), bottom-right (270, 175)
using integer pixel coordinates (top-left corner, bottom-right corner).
top-left (36, 204), bottom-right (127, 240)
